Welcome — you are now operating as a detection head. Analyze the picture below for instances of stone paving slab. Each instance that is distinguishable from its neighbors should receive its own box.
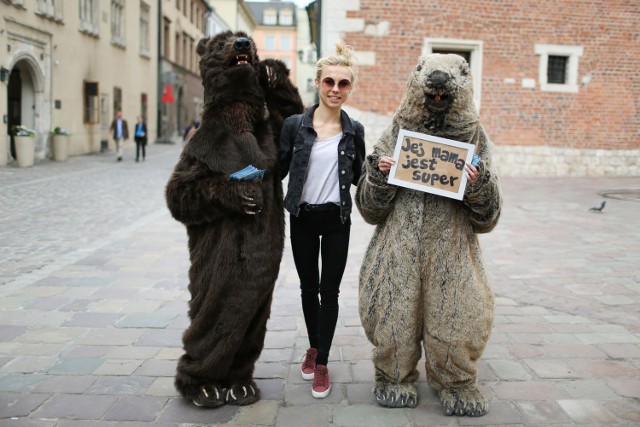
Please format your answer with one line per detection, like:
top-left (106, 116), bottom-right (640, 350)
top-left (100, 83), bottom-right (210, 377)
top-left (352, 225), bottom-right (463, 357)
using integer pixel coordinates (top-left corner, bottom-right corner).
top-left (1, 143), bottom-right (639, 425)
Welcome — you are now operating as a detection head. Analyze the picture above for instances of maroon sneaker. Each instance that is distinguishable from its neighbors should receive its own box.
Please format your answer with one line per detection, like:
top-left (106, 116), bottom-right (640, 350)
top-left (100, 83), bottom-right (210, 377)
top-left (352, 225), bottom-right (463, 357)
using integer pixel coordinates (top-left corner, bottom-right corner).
top-left (301, 347), bottom-right (317, 380)
top-left (312, 364), bottom-right (331, 398)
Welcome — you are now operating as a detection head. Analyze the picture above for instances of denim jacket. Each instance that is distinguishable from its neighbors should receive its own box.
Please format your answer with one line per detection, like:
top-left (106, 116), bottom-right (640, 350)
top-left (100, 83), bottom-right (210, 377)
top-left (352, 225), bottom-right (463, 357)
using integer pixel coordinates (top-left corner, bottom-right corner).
top-left (279, 104), bottom-right (366, 223)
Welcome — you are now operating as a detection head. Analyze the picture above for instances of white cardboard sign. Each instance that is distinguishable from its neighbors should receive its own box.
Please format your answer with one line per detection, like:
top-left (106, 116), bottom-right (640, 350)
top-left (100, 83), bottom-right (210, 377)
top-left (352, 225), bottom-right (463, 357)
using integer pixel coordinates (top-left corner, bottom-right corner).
top-left (387, 129), bottom-right (475, 200)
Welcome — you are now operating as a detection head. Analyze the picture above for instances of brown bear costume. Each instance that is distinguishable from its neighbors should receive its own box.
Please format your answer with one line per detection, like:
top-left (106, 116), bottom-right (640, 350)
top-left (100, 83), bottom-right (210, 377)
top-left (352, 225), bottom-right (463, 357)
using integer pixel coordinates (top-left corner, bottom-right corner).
top-left (165, 31), bottom-right (303, 408)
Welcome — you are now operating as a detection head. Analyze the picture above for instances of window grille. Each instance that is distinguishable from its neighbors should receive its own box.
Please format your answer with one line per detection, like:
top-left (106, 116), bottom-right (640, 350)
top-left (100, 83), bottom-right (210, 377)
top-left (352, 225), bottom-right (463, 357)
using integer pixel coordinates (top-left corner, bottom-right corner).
top-left (547, 55), bottom-right (567, 84)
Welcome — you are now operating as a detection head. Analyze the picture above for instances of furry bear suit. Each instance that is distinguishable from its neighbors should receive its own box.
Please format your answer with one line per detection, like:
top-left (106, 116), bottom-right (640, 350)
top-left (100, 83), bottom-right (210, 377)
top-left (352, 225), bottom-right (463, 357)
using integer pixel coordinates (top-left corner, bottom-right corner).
top-left (355, 54), bottom-right (502, 416)
top-left (165, 31), bottom-right (303, 407)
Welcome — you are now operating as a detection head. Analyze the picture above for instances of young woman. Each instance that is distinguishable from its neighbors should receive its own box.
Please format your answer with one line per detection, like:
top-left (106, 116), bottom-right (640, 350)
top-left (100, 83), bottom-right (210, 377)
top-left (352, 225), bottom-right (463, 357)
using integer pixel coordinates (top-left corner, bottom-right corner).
top-left (279, 42), bottom-right (365, 399)
top-left (133, 115), bottom-right (147, 162)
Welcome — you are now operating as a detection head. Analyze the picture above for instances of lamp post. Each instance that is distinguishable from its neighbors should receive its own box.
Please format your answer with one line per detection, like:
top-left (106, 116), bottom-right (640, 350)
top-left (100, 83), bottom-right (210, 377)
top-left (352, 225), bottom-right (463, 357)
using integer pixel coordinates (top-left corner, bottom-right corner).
top-left (306, 0), bottom-right (322, 104)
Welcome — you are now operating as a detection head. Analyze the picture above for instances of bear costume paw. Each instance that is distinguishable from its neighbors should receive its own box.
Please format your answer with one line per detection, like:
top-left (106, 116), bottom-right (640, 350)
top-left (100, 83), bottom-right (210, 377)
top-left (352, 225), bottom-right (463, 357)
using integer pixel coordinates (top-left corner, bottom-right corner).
top-left (440, 384), bottom-right (488, 417)
top-left (192, 385), bottom-right (226, 409)
top-left (226, 381), bottom-right (260, 406)
top-left (374, 382), bottom-right (417, 408)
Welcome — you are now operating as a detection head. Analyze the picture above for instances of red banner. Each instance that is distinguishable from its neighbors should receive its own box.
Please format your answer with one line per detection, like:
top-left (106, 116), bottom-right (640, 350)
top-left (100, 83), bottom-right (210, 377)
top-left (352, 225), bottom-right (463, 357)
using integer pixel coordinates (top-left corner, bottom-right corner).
top-left (162, 84), bottom-right (174, 103)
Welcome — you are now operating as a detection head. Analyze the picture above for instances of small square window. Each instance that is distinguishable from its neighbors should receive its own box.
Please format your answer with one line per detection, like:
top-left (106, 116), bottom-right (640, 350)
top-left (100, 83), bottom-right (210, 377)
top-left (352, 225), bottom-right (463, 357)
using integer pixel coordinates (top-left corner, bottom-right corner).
top-left (264, 10), bottom-right (277, 25)
top-left (535, 44), bottom-right (583, 93)
top-left (547, 55), bottom-right (567, 84)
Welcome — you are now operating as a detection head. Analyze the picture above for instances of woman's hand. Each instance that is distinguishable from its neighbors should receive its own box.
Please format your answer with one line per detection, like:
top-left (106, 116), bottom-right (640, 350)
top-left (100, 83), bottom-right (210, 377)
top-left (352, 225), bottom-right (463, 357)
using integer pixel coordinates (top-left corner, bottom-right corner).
top-left (465, 163), bottom-right (479, 184)
top-left (378, 156), bottom-right (395, 175)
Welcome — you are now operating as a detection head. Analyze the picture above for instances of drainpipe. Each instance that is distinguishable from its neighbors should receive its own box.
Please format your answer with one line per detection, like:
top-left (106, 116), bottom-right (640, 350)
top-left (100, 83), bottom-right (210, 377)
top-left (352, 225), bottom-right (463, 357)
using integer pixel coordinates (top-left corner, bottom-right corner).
top-left (156, 0), bottom-right (163, 143)
top-left (315, 0), bottom-right (322, 104)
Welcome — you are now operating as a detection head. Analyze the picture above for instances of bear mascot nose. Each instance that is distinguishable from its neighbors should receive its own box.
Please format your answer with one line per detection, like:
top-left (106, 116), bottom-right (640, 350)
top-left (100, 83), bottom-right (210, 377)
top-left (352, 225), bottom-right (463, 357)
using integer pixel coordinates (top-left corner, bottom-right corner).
top-left (429, 70), bottom-right (449, 86)
top-left (234, 38), bottom-right (251, 53)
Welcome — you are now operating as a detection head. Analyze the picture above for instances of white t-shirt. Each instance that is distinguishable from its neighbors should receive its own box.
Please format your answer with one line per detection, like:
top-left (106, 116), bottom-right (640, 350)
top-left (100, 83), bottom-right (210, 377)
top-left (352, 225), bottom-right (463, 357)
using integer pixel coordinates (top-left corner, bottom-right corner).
top-left (300, 132), bottom-right (342, 205)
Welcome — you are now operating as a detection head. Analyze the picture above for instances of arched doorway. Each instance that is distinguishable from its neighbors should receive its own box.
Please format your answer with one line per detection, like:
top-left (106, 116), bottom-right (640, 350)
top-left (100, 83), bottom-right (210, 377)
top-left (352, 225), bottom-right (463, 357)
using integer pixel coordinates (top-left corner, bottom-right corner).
top-left (7, 59), bottom-right (38, 160)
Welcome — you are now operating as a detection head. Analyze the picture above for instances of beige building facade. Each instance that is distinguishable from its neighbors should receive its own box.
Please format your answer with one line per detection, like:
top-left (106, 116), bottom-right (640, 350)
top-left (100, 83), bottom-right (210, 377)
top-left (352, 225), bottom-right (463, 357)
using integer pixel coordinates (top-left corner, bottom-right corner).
top-left (0, 0), bottom-right (159, 164)
top-left (294, 5), bottom-right (316, 108)
top-left (214, 0), bottom-right (256, 35)
top-left (245, 1), bottom-right (299, 93)
top-left (159, 0), bottom-right (210, 141)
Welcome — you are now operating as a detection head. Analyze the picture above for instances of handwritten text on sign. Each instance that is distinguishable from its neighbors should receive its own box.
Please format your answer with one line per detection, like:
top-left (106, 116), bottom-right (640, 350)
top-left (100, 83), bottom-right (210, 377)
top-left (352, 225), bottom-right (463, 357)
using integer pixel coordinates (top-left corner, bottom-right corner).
top-left (387, 129), bottom-right (475, 200)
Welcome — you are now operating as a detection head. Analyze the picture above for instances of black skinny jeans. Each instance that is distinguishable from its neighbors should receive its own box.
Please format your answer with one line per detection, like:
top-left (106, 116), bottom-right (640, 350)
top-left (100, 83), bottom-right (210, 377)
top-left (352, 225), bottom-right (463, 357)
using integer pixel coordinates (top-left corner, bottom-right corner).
top-left (289, 207), bottom-right (351, 366)
top-left (135, 137), bottom-right (146, 160)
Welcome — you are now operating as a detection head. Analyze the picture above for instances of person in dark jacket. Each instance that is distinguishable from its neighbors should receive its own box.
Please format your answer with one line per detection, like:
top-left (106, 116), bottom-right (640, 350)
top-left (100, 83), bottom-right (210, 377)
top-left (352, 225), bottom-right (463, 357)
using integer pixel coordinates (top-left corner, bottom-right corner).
top-left (109, 110), bottom-right (129, 161)
top-left (278, 41), bottom-right (365, 399)
top-left (133, 115), bottom-right (148, 162)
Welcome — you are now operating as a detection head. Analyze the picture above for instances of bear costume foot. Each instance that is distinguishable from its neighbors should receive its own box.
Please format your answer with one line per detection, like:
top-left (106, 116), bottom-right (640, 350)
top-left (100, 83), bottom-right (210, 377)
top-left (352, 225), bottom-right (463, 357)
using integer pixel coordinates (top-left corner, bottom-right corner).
top-left (192, 385), bottom-right (226, 409)
top-left (374, 382), bottom-right (417, 408)
top-left (226, 381), bottom-right (260, 406)
top-left (440, 384), bottom-right (488, 417)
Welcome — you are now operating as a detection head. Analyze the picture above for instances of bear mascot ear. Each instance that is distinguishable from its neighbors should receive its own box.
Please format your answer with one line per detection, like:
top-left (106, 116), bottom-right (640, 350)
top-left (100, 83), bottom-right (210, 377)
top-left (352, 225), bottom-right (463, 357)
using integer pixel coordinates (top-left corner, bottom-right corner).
top-left (196, 37), bottom-right (210, 57)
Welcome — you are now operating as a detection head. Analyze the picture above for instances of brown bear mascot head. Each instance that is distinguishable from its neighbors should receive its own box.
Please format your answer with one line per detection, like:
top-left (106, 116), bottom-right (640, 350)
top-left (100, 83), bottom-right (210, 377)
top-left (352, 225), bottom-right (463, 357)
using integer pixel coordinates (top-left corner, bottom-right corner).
top-left (196, 31), bottom-right (265, 123)
top-left (397, 53), bottom-right (479, 143)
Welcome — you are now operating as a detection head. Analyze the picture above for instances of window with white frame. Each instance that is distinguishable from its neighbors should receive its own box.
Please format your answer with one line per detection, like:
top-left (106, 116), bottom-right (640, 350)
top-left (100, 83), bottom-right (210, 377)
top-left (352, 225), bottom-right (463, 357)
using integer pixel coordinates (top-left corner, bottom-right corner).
top-left (281, 35), bottom-right (290, 51)
top-left (279, 9), bottom-right (293, 26)
top-left (265, 35), bottom-right (275, 51)
top-left (111, 0), bottom-right (126, 48)
top-left (79, 0), bottom-right (99, 36)
top-left (139, 2), bottom-right (150, 57)
top-left (263, 9), bottom-right (277, 25)
top-left (535, 44), bottom-right (583, 93)
top-left (423, 38), bottom-right (483, 111)
top-left (37, 0), bottom-right (63, 21)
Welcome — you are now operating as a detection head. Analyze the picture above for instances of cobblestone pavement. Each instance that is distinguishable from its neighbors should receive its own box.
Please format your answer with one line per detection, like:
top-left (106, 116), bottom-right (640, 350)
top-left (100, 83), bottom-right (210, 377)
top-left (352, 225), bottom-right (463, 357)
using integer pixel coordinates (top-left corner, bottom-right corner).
top-left (1, 143), bottom-right (639, 426)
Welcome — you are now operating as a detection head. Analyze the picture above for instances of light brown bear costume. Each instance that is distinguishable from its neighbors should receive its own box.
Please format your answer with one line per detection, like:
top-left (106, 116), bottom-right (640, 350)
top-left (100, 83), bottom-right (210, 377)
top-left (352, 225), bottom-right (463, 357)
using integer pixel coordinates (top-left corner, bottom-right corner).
top-left (355, 54), bottom-right (502, 416)
top-left (165, 31), bottom-right (303, 408)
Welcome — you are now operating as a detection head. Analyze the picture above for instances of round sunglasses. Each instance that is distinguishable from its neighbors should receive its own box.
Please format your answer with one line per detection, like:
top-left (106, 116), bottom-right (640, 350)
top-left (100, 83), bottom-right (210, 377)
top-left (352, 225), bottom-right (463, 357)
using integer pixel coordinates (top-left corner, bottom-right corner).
top-left (321, 77), bottom-right (352, 91)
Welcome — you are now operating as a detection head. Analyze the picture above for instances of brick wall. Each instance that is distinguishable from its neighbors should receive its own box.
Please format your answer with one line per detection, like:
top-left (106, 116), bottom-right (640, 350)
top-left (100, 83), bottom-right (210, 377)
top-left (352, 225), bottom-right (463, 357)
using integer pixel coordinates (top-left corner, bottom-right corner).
top-left (335, 0), bottom-right (639, 154)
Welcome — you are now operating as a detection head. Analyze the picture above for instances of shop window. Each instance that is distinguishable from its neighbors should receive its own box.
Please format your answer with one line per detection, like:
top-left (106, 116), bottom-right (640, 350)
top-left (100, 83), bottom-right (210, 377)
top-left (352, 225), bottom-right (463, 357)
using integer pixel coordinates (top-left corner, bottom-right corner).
top-left (84, 81), bottom-right (99, 123)
top-left (141, 93), bottom-right (148, 121)
top-left (113, 87), bottom-right (122, 117)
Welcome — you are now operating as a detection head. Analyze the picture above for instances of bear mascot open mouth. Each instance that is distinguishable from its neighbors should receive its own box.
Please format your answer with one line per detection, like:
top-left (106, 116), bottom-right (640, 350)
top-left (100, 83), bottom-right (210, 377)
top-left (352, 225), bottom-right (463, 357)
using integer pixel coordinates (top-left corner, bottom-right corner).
top-left (165, 31), bottom-right (303, 409)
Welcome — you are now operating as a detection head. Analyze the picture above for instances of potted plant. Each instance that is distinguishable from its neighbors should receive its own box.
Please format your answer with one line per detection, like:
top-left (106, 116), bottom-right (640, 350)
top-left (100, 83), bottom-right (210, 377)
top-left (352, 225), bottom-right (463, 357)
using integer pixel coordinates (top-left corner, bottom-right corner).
top-left (50, 127), bottom-right (71, 161)
top-left (11, 125), bottom-right (37, 168)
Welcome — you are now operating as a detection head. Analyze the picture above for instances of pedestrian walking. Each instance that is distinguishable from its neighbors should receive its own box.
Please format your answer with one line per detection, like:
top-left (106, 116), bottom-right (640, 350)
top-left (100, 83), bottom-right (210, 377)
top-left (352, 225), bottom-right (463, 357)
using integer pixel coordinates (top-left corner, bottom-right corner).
top-left (278, 41), bottom-right (365, 399)
top-left (182, 118), bottom-right (199, 146)
top-left (134, 115), bottom-right (148, 162)
top-left (109, 110), bottom-right (129, 162)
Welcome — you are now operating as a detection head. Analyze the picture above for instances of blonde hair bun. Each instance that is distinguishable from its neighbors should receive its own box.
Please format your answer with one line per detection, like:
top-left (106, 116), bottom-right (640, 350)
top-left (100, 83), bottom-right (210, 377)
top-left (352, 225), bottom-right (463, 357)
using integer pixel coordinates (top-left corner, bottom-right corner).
top-left (316, 40), bottom-right (359, 84)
